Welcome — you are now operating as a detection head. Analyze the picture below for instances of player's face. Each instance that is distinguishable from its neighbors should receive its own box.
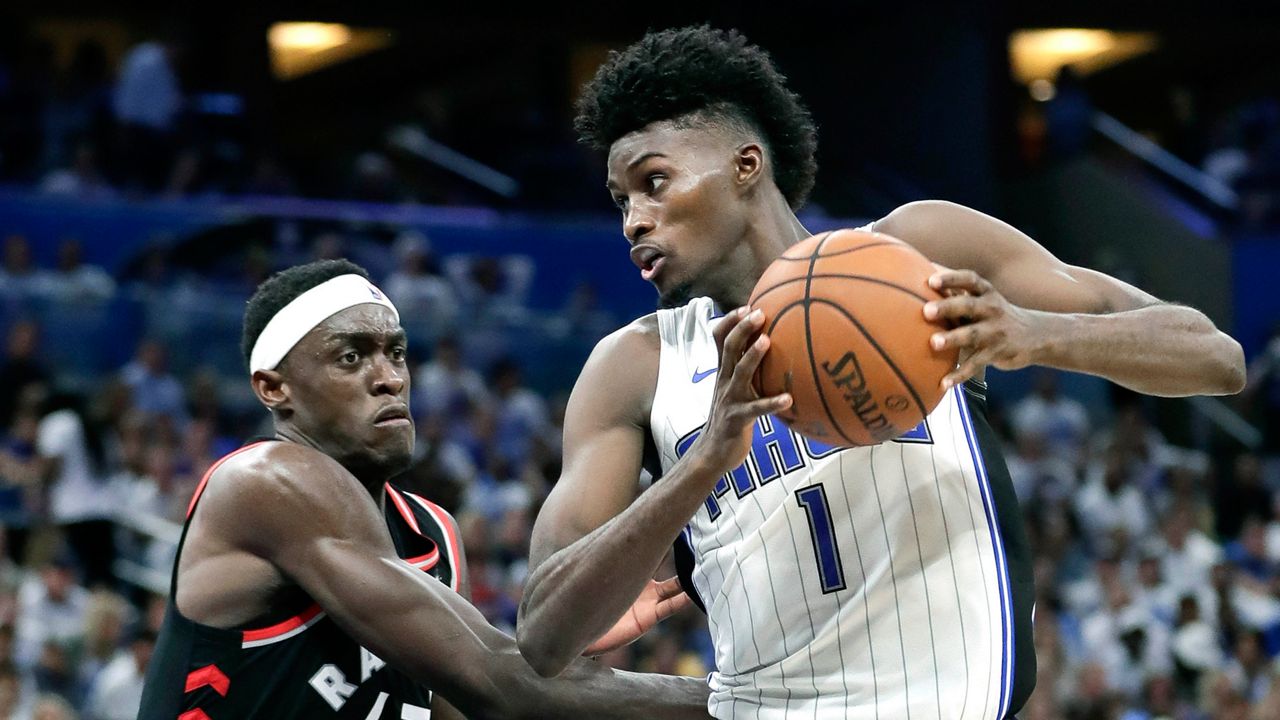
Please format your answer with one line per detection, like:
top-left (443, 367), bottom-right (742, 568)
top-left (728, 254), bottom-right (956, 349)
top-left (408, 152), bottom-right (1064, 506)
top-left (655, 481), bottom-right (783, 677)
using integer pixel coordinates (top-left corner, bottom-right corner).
top-left (607, 123), bottom-right (754, 307)
top-left (281, 304), bottom-right (414, 478)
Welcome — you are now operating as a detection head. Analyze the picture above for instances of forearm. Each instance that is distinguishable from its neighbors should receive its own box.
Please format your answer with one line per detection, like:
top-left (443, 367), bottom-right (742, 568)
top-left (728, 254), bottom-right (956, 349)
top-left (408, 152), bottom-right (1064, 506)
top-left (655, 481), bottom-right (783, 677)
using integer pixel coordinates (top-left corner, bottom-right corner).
top-left (1033, 304), bottom-right (1245, 396)
top-left (519, 458), bottom-right (717, 676)
top-left (349, 561), bottom-right (708, 719)
top-left (490, 651), bottom-right (711, 720)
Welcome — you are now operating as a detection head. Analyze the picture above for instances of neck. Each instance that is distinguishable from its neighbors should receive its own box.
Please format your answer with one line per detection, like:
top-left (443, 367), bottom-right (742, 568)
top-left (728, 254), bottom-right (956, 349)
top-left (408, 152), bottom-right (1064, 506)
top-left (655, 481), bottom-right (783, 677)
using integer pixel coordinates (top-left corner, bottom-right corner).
top-left (714, 190), bottom-right (810, 308)
top-left (274, 424), bottom-right (387, 494)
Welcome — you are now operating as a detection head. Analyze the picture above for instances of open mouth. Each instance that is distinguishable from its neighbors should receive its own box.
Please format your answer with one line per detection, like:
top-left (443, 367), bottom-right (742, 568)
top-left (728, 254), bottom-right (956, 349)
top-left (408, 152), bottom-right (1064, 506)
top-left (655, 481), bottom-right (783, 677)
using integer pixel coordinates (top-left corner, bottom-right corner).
top-left (631, 246), bottom-right (666, 282)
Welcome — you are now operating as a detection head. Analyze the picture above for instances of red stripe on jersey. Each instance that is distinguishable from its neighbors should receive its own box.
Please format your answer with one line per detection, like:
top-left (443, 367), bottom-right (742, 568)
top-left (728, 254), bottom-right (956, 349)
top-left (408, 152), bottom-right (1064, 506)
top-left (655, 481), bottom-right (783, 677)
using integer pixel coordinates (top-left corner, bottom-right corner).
top-left (406, 549), bottom-right (440, 571)
top-left (184, 664), bottom-right (230, 696)
top-left (407, 493), bottom-right (462, 593)
top-left (186, 441), bottom-right (271, 519)
top-left (384, 484), bottom-right (422, 534)
top-left (241, 603), bottom-right (324, 644)
top-left (179, 710), bottom-right (212, 720)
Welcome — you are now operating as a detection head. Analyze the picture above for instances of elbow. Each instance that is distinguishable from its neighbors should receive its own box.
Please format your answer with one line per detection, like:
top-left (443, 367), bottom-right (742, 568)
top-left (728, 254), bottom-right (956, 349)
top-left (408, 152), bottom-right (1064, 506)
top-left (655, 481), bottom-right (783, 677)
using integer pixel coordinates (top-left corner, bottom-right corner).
top-left (1216, 335), bottom-right (1248, 395)
top-left (516, 621), bottom-right (573, 678)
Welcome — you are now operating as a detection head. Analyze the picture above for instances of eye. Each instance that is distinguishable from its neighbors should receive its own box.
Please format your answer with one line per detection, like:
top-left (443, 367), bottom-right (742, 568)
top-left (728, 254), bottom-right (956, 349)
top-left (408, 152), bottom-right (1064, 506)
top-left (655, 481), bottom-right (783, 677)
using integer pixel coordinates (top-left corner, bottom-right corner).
top-left (340, 351), bottom-right (360, 365)
top-left (612, 194), bottom-right (628, 212)
top-left (390, 346), bottom-right (407, 362)
top-left (645, 174), bottom-right (666, 193)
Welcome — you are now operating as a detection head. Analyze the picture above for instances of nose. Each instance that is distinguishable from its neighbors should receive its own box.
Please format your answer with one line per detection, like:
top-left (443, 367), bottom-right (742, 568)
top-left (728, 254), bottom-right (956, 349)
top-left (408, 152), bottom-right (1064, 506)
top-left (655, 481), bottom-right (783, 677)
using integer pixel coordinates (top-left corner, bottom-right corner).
top-left (623, 203), bottom-right (655, 244)
top-left (371, 355), bottom-right (407, 396)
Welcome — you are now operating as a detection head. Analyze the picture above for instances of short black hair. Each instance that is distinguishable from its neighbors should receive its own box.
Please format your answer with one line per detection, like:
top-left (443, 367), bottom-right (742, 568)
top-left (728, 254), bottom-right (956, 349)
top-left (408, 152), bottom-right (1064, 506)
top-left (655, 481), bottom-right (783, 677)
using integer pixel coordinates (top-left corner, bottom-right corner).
top-left (574, 25), bottom-right (818, 209)
top-left (241, 259), bottom-right (370, 370)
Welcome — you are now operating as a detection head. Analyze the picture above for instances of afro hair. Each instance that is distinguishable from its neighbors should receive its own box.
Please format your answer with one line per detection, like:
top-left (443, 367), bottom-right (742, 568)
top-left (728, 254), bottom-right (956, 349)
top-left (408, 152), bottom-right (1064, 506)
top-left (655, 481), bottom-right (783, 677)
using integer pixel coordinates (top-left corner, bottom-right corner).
top-left (574, 25), bottom-right (818, 209)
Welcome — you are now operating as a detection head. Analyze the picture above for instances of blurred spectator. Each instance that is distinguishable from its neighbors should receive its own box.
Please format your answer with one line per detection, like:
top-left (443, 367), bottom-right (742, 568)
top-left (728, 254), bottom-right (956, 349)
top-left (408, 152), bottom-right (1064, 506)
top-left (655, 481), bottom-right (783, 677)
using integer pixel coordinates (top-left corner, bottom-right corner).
top-left (31, 693), bottom-right (77, 720)
top-left (0, 320), bottom-right (48, 429)
top-left (1160, 506), bottom-right (1224, 596)
top-left (1171, 594), bottom-right (1222, 700)
top-left (83, 627), bottom-right (152, 720)
top-left (15, 552), bottom-right (88, 672)
top-left (384, 231), bottom-right (459, 333)
top-left (1011, 370), bottom-right (1090, 465)
top-left (1007, 429), bottom-right (1076, 510)
top-left (398, 412), bottom-right (474, 514)
top-left (75, 590), bottom-right (131, 694)
top-left (0, 660), bottom-right (27, 719)
top-left (1075, 446), bottom-right (1153, 555)
top-left (119, 341), bottom-right (187, 425)
top-left (489, 358), bottom-right (549, 466)
top-left (0, 235), bottom-right (50, 299)
top-left (113, 40), bottom-right (183, 191)
top-left (39, 140), bottom-right (116, 201)
top-left (414, 337), bottom-right (488, 417)
top-left (35, 240), bottom-right (116, 304)
top-left (32, 390), bottom-right (117, 586)
top-left (1225, 517), bottom-right (1277, 585)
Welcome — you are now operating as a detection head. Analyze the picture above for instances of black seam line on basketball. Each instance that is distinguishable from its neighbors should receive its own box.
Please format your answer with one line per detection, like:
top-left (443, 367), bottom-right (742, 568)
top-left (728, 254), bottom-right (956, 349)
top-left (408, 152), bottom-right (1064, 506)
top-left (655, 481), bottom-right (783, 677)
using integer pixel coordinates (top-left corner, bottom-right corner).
top-left (769, 240), bottom-right (907, 261)
top-left (811, 298), bottom-right (931, 420)
top-left (752, 273), bottom-right (933, 307)
top-left (803, 232), bottom-right (859, 447)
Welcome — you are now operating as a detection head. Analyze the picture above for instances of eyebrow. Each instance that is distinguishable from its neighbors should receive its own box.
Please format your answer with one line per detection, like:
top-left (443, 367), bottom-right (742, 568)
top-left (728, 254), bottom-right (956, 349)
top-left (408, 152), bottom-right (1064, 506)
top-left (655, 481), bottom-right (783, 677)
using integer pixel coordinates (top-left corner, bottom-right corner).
top-left (323, 329), bottom-right (408, 346)
top-left (606, 151), bottom-right (668, 191)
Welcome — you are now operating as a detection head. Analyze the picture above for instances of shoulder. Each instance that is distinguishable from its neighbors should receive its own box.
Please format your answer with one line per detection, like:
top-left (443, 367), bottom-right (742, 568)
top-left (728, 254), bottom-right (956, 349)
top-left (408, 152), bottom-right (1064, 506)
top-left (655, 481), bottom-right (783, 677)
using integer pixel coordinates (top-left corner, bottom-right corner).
top-left (200, 442), bottom-right (370, 542)
top-left (597, 313), bottom-right (660, 356)
top-left (569, 314), bottom-right (661, 424)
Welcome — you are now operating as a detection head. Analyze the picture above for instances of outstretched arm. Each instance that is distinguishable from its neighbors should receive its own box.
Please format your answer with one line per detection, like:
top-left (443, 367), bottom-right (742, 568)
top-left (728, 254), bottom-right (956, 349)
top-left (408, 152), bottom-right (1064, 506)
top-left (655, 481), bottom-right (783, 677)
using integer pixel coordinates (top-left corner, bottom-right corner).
top-left (876, 200), bottom-right (1245, 396)
top-left (519, 310), bottom-right (790, 677)
top-left (228, 445), bottom-right (710, 720)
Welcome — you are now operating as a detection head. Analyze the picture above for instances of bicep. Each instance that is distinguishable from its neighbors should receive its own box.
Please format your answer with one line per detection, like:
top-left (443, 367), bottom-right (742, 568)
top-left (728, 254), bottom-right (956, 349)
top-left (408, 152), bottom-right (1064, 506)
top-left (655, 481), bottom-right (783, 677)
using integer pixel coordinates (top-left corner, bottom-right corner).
top-left (236, 459), bottom-right (504, 695)
top-left (528, 329), bottom-right (655, 570)
top-left (877, 200), bottom-right (1160, 314)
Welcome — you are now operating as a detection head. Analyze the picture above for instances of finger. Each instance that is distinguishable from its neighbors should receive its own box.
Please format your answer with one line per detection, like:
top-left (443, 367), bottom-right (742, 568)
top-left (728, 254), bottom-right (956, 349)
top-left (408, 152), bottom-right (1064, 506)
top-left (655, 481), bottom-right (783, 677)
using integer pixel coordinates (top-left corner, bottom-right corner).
top-left (928, 268), bottom-right (993, 295)
top-left (930, 322), bottom-right (990, 352)
top-left (923, 294), bottom-right (995, 323)
top-left (729, 332), bottom-right (770, 391)
top-left (653, 576), bottom-right (685, 601)
top-left (736, 393), bottom-right (793, 419)
top-left (719, 309), bottom-right (765, 377)
top-left (712, 307), bottom-right (746, 353)
top-left (941, 351), bottom-right (991, 390)
top-left (655, 592), bottom-right (694, 620)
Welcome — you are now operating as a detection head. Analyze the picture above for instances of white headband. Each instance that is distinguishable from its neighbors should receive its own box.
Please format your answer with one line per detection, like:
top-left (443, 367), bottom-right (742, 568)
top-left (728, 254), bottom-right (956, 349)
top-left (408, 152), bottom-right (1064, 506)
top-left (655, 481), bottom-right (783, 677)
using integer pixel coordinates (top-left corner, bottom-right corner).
top-left (249, 274), bottom-right (400, 373)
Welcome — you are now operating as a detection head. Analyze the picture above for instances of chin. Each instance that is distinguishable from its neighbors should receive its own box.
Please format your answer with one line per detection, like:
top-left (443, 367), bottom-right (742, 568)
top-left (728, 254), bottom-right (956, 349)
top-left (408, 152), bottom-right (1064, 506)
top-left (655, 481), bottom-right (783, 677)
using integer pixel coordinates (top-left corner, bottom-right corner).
top-left (658, 281), bottom-right (697, 310)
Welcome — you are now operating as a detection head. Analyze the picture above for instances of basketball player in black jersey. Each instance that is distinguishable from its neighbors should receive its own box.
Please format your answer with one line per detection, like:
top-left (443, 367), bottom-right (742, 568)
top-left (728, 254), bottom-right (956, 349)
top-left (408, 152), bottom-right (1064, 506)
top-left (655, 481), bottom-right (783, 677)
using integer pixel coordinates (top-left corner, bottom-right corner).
top-left (138, 259), bottom-right (711, 719)
top-left (516, 25), bottom-right (1246, 719)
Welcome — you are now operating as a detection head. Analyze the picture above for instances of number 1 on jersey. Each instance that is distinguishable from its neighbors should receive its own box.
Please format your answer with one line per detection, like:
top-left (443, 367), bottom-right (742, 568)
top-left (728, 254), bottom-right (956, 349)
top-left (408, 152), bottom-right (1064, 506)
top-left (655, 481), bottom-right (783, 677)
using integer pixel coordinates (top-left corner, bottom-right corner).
top-left (795, 484), bottom-right (847, 593)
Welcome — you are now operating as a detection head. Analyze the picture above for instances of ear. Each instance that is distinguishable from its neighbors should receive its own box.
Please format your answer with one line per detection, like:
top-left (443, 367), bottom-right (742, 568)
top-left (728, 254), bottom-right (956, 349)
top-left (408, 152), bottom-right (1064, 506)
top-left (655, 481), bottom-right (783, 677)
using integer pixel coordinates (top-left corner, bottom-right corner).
top-left (250, 369), bottom-right (290, 414)
top-left (733, 142), bottom-right (767, 193)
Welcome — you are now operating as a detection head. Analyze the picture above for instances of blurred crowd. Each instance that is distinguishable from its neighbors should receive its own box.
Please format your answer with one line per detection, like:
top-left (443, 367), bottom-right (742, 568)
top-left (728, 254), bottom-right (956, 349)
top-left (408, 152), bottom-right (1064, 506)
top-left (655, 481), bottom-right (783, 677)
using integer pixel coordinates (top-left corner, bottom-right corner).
top-left (0, 239), bottom-right (1271, 719)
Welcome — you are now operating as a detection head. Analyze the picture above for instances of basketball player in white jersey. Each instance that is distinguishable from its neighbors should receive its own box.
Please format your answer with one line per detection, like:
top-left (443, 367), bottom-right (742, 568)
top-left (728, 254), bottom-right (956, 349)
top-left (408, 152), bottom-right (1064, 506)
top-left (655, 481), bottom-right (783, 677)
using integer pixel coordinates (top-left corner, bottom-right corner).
top-left (515, 26), bottom-right (1245, 719)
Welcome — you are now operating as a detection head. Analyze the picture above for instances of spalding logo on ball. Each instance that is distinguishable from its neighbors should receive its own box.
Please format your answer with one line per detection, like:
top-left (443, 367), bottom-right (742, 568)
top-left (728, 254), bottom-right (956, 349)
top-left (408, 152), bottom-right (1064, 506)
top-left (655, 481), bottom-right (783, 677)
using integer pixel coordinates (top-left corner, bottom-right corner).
top-left (749, 229), bottom-right (959, 447)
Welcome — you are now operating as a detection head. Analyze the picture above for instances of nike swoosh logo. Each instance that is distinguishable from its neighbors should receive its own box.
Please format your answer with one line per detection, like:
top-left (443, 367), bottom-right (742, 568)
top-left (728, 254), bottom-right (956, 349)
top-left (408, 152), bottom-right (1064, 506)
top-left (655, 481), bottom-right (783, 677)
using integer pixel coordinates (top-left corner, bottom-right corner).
top-left (692, 367), bottom-right (718, 383)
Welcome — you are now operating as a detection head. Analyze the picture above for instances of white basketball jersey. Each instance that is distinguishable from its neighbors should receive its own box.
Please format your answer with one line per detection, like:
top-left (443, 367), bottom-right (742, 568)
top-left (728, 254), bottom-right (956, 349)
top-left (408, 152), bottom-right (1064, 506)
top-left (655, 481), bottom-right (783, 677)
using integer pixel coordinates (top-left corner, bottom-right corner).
top-left (650, 297), bottom-right (1034, 720)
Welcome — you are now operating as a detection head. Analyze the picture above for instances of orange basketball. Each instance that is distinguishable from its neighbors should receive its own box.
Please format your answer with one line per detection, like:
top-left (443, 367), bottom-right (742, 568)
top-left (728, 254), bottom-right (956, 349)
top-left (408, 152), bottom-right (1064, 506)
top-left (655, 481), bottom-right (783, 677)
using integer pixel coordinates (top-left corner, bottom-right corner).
top-left (749, 228), bottom-right (958, 447)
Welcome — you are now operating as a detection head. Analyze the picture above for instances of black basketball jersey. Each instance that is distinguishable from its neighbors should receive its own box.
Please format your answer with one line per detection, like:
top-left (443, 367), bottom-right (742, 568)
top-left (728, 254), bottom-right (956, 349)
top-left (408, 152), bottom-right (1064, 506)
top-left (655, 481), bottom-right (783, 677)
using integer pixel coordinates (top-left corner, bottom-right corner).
top-left (138, 441), bottom-right (461, 719)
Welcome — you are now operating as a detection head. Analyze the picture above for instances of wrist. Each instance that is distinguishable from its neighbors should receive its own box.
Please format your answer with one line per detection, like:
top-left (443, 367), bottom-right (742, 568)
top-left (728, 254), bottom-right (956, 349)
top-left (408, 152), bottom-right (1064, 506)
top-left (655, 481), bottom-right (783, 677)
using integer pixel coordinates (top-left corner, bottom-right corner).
top-left (1026, 308), bottom-right (1071, 366)
top-left (679, 444), bottom-right (730, 489)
